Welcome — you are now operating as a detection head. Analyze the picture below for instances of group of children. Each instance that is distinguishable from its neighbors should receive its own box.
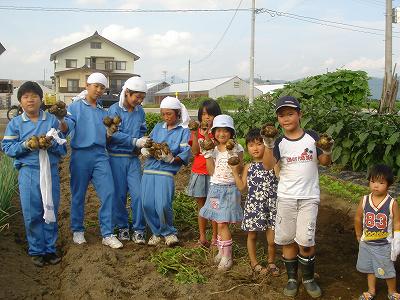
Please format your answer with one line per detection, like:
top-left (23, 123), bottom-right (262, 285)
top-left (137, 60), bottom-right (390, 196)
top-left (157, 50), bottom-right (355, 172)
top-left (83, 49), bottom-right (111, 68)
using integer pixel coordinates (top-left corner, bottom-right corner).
top-left (2, 73), bottom-right (400, 299)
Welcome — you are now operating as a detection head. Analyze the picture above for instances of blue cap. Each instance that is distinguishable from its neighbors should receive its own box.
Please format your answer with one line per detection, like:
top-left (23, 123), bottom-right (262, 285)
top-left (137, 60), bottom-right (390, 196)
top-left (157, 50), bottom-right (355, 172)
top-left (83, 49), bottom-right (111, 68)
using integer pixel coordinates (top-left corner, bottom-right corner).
top-left (275, 96), bottom-right (300, 112)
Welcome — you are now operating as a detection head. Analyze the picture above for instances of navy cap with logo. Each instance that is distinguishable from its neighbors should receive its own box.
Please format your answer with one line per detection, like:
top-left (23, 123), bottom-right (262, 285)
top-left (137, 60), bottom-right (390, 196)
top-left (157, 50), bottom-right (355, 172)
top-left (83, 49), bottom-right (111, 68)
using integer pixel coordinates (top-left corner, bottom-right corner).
top-left (275, 96), bottom-right (301, 112)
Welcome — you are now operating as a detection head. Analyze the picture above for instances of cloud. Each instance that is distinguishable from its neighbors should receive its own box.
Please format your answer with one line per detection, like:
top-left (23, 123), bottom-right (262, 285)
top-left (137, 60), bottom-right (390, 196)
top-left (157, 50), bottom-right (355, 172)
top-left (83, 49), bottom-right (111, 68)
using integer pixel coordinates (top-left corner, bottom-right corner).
top-left (21, 50), bottom-right (48, 64)
top-left (345, 56), bottom-right (384, 72)
top-left (101, 25), bottom-right (143, 42)
top-left (117, 1), bottom-right (143, 10)
top-left (147, 30), bottom-right (196, 58)
top-left (52, 26), bottom-right (94, 48)
top-left (323, 58), bottom-right (335, 67)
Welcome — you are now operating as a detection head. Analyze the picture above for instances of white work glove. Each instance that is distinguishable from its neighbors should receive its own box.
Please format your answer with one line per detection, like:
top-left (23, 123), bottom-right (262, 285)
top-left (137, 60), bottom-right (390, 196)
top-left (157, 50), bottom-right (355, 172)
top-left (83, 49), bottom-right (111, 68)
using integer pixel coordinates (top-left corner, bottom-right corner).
top-left (315, 133), bottom-right (335, 155)
top-left (160, 150), bottom-right (174, 163)
top-left (23, 140), bottom-right (37, 151)
top-left (141, 147), bottom-right (151, 158)
top-left (262, 137), bottom-right (276, 149)
top-left (391, 231), bottom-right (400, 261)
top-left (134, 136), bottom-right (149, 149)
top-left (201, 148), bottom-right (213, 159)
top-left (260, 124), bottom-right (279, 149)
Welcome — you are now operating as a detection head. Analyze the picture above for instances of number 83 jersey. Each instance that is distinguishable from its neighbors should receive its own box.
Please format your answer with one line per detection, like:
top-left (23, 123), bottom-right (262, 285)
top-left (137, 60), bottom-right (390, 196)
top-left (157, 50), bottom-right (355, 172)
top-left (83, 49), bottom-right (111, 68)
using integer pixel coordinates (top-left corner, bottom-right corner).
top-left (361, 193), bottom-right (394, 245)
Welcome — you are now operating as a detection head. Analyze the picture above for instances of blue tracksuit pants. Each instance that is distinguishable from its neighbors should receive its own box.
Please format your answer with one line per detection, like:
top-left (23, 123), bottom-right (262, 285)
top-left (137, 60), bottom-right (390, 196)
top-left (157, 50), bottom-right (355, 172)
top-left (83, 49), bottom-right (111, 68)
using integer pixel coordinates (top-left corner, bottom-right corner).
top-left (70, 147), bottom-right (114, 237)
top-left (109, 155), bottom-right (145, 233)
top-left (141, 172), bottom-right (177, 237)
top-left (18, 165), bottom-right (60, 256)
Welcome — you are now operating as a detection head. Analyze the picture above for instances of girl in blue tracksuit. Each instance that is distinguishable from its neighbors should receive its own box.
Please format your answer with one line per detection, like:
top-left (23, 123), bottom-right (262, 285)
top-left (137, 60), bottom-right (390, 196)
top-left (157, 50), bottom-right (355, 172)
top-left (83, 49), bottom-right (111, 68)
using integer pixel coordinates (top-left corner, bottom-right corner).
top-left (2, 81), bottom-right (66, 267)
top-left (59, 72), bottom-right (122, 249)
top-left (107, 76), bottom-right (148, 244)
top-left (141, 96), bottom-right (191, 246)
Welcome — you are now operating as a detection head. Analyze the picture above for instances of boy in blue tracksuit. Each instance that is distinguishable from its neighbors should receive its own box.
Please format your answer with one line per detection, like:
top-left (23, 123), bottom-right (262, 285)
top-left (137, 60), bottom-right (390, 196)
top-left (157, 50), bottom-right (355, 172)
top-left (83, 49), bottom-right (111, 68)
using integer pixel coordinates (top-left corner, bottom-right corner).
top-left (58, 72), bottom-right (122, 249)
top-left (2, 81), bottom-right (66, 267)
top-left (107, 76), bottom-right (148, 244)
top-left (141, 96), bottom-right (191, 246)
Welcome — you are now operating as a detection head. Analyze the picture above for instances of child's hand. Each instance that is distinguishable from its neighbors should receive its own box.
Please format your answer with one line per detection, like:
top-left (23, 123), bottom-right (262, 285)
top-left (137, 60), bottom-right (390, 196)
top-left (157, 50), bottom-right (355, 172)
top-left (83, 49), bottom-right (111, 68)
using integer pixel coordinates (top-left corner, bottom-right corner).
top-left (135, 136), bottom-right (149, 148)
top-left (229, 163), bottom-right (241, 173)
top-left (391, 231), bottom-right (400, 261)
top-left (141, 147), bottom-right (151, 158)
top-left (260, 123), bottom-right (279, 149)
top-left (160, 150), bottom-right (174, 163)
top-left (24, 136), bottom-right (39, 151)
top-left (315, 133), bottom-right (334, 155)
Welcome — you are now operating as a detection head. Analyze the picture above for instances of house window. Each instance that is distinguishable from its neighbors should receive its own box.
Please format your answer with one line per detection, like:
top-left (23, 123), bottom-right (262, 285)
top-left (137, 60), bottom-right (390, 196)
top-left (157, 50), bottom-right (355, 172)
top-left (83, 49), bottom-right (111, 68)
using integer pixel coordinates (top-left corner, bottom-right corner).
top-left (66, 59), bottom-right (77, 68)
top-left (234, 81), bottom-right (240, 88)
top-left (115, 61), bottom-right (126, 70)
top-left (110, 79), bottom-right (126, 91)
top-left (90, 42), bottom-right (101, 49)
top-left (105, 61), bottom-right (114, 70)
top-left (85, 57), bottom-right (91, 68)
top-left (67, 79), bottom-right (79, 92)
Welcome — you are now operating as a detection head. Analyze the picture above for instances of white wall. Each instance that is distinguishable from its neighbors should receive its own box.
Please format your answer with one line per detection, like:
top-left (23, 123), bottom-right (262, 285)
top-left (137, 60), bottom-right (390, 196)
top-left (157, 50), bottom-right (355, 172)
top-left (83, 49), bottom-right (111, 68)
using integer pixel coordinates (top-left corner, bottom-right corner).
top-left (209, 77), bottom-right (262, 98)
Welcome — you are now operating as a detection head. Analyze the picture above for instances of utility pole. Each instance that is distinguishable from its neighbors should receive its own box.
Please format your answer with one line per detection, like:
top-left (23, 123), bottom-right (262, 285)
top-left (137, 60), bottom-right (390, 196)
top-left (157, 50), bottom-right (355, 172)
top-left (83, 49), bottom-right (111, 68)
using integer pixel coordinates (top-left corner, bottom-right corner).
top-left (187, 59), bottom-right (191, 99)
top-left (162, 70), bottom-right (167, 82)
top-left (249, 0), bottom-right (255, 105)
top-left (380, 0), bottom-right (394, 113)
top-left (385, 0), bottom-right (392, 94)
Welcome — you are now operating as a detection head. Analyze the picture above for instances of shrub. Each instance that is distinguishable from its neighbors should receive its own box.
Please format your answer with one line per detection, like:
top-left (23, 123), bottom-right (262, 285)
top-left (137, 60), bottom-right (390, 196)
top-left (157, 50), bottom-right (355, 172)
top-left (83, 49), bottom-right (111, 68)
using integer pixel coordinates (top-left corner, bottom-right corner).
top-left (0, 155), bottom-right (18, 231)
top-left (145, 112), bottom-right (162, 135)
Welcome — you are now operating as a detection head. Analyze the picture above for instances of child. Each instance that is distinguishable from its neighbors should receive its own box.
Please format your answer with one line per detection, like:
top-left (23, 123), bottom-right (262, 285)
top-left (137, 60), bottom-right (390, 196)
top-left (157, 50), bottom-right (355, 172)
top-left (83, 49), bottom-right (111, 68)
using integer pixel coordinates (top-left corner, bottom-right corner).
top-left (231, 128), bottom-right (279, 276)
top-left (199, 114), bottom-right (244, 272)
top-left (261, 96), bottom-right (332, 298)
top-left (354, 164), bottom-right (400, 300)
top-left (2, 81), bottom-right (66, 267)
top-left (141, 96), bottom-right (191, 246)
top-left (107, 76), bottom-right (148, 244)
top-left (58, 72), bottom-right (122, 249)
top-left (187, 99), bottom-right (221, 247)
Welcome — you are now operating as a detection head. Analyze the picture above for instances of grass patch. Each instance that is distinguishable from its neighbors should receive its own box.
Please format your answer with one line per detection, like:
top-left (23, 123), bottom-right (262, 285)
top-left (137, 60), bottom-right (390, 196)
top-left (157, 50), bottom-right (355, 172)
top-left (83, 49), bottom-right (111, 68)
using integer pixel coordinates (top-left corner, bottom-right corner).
top-left (0, 155), bottom-right (18, 231)
top-left (173, 192), bottom-right (198, 231)
top-left (150, 246), bottom-right (208, 284)
top-left (319, 174), bottom-right (369, 203)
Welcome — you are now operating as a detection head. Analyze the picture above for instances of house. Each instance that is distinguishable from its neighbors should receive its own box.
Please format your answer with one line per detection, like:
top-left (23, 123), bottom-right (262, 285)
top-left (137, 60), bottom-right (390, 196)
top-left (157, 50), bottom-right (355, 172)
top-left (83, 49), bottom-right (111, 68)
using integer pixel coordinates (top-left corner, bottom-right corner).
top-left (50, 31), bottom-right (140, 104)
top-left (154, 76), bottom-right (262, 103)
top-left (256, 83), bottom-right (285, 94)
top-left (145, 81), bottom-right (170, 104)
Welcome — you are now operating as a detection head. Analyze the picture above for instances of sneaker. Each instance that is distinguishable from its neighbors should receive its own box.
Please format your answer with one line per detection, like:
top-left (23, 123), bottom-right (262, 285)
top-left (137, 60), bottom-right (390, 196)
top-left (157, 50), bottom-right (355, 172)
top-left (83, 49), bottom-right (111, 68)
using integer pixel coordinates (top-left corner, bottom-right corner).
top-left (31, 255), bottom-right (45, 267)
top-left (44, 253), bottom-right (62, 265)
top-left (102, 235), bottom-right (123, 249)
top-left (165, 234), bottom-right (179, 247)
top-left (148, 235), bottom-right (162, 246)
top-left (218, 256), bottom-right (233, 272)
top-left (118, 228), bottom-right (130, 241)
top-left (132, 231), bottom-right (146, 244)
top-left (73, 231), bottom-right (87, 245)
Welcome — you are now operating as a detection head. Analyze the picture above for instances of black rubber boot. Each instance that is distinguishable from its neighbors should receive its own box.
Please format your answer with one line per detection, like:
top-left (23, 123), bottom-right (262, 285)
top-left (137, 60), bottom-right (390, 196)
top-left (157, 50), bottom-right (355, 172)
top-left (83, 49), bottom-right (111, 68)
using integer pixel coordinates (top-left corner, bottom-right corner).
top-left (282, 257), bottom-right (298, 297)
top-left (298, 254), bottom-right (322, 298)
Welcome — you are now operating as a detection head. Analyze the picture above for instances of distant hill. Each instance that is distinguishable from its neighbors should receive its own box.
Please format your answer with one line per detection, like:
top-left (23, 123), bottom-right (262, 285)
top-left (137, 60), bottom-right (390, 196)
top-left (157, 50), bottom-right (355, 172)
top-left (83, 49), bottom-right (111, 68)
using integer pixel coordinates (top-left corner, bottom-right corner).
top-left (368, 77), bottom-right (400, 100)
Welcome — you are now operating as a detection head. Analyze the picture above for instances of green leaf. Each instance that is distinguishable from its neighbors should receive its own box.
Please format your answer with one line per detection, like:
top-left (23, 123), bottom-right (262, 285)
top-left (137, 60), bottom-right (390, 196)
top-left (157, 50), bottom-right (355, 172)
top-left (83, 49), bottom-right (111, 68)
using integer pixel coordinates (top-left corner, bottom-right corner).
top-left (385, 145), bottom-right (392, 156)
top-left (342, 138), bottom-right (354, 149)
top-left (367, 141), bottom-right (376, 154)
top-left (332, 146), bottom-right (342, 162)
top-left (386, 132), bottom-right (400, 145)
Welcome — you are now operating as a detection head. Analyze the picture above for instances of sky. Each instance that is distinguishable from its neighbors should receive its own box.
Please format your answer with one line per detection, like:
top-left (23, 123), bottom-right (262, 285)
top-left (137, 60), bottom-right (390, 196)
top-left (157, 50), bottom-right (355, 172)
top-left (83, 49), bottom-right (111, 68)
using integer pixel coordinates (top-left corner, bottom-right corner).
top-left (1, 0), bottom-right (400, 83)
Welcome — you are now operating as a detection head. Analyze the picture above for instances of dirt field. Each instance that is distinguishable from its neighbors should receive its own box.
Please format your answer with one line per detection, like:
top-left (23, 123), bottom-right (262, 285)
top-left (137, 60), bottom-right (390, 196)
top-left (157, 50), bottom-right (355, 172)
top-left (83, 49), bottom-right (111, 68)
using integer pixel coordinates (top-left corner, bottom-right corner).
top-left (1, 155), bottom-right (399, 300)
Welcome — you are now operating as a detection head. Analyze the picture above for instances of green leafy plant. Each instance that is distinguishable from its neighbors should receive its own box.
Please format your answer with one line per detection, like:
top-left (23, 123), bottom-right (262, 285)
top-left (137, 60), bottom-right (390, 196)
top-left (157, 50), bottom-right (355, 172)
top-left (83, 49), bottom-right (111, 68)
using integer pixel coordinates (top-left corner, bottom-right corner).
top-left (145, 112), bottom-right (162, 135)
top-left (0, 155), bottom-right (18, 231)
top-left (319, 174), bottom-right (369, 203)
top-left (173, 192), bottom-right (198, 231)
top-left (150, 247), bottom-right (207, 284)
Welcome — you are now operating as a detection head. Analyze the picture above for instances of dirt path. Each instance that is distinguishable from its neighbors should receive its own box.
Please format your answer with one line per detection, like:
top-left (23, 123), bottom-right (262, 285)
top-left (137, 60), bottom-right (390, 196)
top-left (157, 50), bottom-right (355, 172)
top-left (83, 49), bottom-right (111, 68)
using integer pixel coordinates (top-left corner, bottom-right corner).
top-left (1, 157), bottom-right (398, 299)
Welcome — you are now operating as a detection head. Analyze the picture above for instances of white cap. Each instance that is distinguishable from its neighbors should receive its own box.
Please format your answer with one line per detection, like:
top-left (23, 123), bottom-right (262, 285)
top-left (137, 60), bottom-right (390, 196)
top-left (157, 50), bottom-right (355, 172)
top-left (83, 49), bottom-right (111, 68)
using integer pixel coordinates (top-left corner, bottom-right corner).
top-left (119, 76), bottom-right (147, 108)
top-left (87, 72), bottom-right (108, 88)
top-left (160, 96), bottom-right (190, 128)
top-left (211, 114), bottom-right (235, 133)
top-left (124, 76), bottom-right (147, 93)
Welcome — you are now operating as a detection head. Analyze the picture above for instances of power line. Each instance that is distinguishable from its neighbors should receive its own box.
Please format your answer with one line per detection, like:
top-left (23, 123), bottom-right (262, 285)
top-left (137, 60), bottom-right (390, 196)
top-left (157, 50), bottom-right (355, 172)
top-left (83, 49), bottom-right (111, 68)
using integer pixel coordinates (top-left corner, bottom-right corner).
top-left (258, 8), bottom-right (400, 37)
top-left (0, 6), bottom-right (251, 13)
top-left (192, 0), bottom-right (244, 64)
